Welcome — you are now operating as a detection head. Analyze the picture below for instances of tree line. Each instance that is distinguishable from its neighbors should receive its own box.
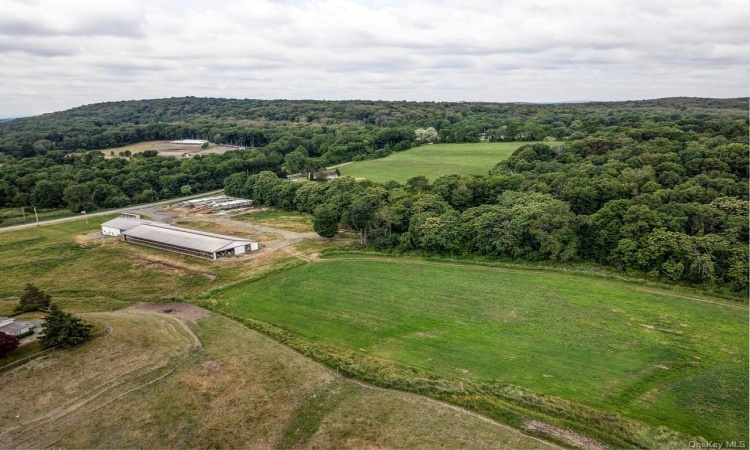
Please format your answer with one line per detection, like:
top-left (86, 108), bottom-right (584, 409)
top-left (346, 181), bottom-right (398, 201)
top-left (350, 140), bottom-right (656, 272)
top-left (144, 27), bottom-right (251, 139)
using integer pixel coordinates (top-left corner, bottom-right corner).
top-left (1, 97), bottom-right (746, 159)
top-left (1, 97), bottom-right (746, 214)
top-left (225, 125), bottom-right (748, 295)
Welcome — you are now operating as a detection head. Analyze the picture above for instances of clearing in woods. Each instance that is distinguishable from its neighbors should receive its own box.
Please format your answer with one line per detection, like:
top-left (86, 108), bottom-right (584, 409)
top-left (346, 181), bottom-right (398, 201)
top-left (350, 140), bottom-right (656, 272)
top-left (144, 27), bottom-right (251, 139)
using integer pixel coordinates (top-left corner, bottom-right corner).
top-left (339, 141), bottom-right (562, 183)
top-left (210, 257), bottom-right (749, 444)
top-left (94, 140), bottom-right (235, 158)
top-left (0, 305), bottom-right (558, 449)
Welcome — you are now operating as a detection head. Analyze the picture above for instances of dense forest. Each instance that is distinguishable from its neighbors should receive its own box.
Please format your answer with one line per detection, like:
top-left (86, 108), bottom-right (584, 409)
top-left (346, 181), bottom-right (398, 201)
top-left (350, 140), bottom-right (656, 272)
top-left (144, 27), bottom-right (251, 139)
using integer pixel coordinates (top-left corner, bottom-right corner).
top-left (0, 97), bottom-right (747, 293)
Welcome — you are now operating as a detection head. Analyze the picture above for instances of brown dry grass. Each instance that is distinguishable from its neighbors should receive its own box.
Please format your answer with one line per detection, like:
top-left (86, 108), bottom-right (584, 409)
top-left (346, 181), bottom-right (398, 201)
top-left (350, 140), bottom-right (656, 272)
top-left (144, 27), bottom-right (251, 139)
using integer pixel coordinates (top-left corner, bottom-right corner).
top-left (173, 220), bottom-right (250, 236)
top-left (232, 209), bottom-right (315, 233)
top-left (0, 308), bottom-right (560, 449)
top-left (124, 302), bottom-right (209, 322)
top-left (173, 220), bottom-right (283, 243)
top-left (129, 252), bottom-right (217, 280)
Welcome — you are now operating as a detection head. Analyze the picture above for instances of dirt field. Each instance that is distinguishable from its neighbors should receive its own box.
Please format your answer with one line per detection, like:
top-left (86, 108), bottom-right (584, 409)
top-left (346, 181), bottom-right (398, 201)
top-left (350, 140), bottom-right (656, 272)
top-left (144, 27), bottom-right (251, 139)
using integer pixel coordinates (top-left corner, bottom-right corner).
top-left (98, 141), bottom-right (234, 159)
top-left (0, 305), bottom-right (560, 449)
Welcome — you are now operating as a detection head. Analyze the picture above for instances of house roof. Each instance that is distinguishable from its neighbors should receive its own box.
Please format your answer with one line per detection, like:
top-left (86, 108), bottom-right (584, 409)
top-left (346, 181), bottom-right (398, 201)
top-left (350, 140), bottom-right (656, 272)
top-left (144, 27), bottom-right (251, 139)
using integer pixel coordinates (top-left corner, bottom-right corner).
top-left (122, 224), bottom-right (255, 253)
top-left (0, 322), bottom-right (31, 335)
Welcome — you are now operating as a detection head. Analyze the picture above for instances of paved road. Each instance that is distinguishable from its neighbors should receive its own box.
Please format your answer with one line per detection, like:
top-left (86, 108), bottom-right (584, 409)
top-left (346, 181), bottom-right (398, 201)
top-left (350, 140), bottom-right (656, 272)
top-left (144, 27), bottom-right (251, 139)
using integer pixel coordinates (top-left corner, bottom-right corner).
top-left (0, 190), bottom-right (224, 233)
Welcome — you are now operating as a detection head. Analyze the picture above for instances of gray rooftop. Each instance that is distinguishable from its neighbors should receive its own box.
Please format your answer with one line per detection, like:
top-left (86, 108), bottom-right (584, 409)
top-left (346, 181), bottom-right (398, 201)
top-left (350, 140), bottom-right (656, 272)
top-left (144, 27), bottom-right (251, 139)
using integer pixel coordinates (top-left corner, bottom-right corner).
top-left (0, 322), bottom-right (32, 335)
top-left (122, 224), bottom-right (255, 253)
top-left (101, 217), bottom-right (160, 231)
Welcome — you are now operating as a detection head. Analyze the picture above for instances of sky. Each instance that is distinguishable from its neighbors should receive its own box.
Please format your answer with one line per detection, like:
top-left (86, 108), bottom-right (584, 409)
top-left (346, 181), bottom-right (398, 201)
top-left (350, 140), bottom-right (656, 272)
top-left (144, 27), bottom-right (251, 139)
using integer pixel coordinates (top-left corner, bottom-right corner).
top-left (0, 0), bottom-right (748, 117)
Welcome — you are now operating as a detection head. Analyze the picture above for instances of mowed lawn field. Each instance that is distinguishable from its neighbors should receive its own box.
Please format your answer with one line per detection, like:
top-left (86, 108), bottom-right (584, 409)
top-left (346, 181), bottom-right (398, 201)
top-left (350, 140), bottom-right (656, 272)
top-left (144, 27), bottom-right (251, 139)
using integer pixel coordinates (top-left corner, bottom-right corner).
top-left (212, 258), bottom-right (749, 442)
top-left (339, 141), bottom-right (562, 183)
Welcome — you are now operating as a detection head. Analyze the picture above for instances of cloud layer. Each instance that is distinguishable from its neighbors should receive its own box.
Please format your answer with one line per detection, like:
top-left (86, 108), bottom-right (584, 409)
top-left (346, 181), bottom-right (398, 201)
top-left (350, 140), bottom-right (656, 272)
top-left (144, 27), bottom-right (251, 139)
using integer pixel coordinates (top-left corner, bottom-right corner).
top-left (1, 0), bottom-right (748, 116)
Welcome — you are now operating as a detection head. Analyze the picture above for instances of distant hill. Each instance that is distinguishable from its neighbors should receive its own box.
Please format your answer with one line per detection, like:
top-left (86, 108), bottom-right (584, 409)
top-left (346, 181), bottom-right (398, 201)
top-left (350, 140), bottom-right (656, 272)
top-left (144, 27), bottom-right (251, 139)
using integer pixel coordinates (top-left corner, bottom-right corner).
top-left (0, 96), bottom-right (747, 159)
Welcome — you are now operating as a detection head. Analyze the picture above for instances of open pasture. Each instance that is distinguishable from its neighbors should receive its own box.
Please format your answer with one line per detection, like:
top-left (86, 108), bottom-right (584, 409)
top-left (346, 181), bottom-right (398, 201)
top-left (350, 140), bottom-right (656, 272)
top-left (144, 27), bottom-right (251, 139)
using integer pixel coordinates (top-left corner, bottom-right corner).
top-left (0, 307), bottom-right (556, 449)
top-left (211, 257), bottom-right (748, 442)
top-left (339, 141), bottom-right (561, 183)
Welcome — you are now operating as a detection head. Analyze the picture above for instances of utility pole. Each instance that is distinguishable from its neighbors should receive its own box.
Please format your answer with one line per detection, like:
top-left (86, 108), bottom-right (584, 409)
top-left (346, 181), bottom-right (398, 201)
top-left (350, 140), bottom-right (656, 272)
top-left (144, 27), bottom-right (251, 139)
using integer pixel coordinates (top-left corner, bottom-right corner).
top-left (33, 207), bottom-right (40, 226)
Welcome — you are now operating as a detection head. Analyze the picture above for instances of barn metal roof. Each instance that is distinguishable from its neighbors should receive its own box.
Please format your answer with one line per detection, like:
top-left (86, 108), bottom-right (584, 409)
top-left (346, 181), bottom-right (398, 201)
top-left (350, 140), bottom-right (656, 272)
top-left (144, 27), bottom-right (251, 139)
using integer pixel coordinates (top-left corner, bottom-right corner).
top-left (101, 217), bottom-right (158, 231)
top-left (122, 224), bottom-right (255, 253)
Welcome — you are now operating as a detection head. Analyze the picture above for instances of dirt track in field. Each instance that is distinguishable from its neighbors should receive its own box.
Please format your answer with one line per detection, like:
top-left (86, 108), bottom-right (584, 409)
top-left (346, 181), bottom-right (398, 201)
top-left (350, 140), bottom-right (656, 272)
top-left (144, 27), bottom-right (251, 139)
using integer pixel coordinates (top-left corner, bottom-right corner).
top-left (123, 302), bottom-right (208, 347)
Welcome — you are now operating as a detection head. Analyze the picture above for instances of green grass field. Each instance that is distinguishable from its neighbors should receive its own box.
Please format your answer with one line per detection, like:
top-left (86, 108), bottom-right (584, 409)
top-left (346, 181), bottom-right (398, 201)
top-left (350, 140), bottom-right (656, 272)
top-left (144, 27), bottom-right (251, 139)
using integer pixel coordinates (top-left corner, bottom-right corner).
top-left (211, 257), bottom-right (748, 442)
top-left (339, 141), bottom-right (561, 183)
top-left (0, 217), bottom-right (307, 316)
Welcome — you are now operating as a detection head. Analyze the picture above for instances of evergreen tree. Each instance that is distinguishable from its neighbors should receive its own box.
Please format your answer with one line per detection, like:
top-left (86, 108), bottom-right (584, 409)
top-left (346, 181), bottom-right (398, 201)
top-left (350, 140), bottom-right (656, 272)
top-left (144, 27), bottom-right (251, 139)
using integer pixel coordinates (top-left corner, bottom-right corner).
top-left (40, 304), bottom-right (93, 349)
top-left (15, 284), bottom-right (51, 314)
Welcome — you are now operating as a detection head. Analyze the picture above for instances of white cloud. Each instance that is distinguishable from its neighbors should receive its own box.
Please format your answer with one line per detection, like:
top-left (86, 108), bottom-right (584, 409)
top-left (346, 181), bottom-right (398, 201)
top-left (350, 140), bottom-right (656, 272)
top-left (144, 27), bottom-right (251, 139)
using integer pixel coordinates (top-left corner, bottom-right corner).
top-left (0, 0), bottom-right (747, 117)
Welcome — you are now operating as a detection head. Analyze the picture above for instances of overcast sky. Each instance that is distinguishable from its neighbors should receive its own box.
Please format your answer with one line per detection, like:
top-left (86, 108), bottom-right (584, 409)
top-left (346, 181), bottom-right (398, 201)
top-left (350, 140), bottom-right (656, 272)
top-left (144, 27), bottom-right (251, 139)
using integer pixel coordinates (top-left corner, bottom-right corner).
top-left (0, 0), bottom-right (748, 117)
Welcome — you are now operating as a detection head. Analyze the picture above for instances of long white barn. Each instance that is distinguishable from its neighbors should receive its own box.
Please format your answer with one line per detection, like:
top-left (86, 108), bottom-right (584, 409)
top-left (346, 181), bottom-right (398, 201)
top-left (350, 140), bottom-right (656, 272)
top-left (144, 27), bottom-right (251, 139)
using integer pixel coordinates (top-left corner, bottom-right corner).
top-left (101, 217), bottom-right (258, 260)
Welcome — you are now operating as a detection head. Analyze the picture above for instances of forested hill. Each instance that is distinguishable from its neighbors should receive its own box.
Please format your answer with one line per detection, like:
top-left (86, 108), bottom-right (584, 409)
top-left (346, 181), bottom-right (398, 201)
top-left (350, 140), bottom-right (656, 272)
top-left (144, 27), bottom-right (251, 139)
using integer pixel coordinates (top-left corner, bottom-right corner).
top-left (0, 97), bottom-right (747, 158)
top-left (0, 96), bottom-right (747, 294)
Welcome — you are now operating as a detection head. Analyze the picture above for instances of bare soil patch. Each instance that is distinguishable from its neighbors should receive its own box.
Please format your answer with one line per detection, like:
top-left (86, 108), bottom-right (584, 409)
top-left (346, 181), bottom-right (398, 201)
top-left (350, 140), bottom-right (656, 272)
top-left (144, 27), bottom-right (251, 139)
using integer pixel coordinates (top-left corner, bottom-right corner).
top-left (202, 361), bottom-right (221, 372)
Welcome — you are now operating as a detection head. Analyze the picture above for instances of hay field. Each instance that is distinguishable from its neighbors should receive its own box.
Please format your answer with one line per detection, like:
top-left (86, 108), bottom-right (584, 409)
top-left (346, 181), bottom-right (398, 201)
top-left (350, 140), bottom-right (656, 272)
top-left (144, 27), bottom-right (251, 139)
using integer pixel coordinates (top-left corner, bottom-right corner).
top-left (211, 257), bottom-right (748, 445)
top-left (340, 141), bottom-right (562, 183)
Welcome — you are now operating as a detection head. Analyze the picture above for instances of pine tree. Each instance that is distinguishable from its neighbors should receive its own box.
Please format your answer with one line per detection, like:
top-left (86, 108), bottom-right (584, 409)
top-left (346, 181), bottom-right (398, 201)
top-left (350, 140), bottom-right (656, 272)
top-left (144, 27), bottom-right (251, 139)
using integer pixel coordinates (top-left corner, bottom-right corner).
top-left (40, 304), bottom-right (93, 349)
top-left (15, 284), bottom-right (51, 314)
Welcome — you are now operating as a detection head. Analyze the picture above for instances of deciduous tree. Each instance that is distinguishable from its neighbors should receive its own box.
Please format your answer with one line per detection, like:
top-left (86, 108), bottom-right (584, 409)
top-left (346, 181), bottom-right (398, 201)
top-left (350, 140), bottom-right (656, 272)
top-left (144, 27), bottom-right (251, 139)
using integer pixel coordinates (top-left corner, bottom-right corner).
top-left (0, 332), bottom-right (19, 357)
